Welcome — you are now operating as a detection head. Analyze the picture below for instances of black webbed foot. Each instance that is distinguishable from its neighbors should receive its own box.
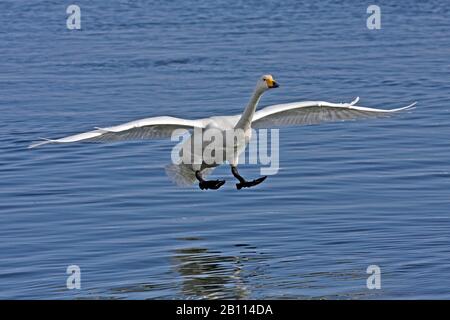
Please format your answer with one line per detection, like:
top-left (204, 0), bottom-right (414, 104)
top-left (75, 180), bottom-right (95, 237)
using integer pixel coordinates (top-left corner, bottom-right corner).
top-left (195, 170), bottom-right (225, 190)
top-left (236, 176), bottom-right (267, 190)
top-left (199, 179), bottom-right (226, 190)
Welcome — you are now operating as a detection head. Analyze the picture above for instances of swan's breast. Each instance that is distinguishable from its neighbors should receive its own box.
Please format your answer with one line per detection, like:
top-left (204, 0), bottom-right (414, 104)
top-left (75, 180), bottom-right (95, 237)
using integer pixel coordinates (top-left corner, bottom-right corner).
top-left (207, 115), bottom-right (240, 130)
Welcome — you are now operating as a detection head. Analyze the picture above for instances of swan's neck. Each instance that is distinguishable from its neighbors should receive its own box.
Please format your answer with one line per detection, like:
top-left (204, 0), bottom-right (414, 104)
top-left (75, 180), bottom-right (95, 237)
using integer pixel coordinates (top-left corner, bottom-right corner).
top-left (235, 87), bottom-right (265, 130)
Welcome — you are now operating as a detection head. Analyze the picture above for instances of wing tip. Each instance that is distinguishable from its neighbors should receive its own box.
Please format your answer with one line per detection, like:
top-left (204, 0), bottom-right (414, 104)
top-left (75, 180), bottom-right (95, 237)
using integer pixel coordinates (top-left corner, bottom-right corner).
top-left (406, 101), bottom-right (417, 109)
top-left (28, 138), bottom-right (58, 149)
top-left (394, 101), bottom-right (417, 112)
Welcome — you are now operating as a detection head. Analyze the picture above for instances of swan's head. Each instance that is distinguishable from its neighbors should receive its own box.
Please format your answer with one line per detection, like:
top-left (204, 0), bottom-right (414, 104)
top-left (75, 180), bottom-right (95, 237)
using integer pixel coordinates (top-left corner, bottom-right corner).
top-left (257, 74), bottom-right (279, 91)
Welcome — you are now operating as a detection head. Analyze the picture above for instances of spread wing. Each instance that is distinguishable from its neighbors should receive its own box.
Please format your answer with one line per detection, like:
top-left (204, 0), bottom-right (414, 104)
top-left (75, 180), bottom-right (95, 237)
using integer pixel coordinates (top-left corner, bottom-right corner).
top-left (252, 97), bottom-right (416, 129)
top-left (29, 116), bottom-right (206, 148)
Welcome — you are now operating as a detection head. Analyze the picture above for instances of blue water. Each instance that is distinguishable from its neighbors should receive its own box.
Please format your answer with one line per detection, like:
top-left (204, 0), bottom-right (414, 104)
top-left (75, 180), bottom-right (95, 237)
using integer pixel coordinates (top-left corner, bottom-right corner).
top-left (1, 0), bottom-right (450, 299)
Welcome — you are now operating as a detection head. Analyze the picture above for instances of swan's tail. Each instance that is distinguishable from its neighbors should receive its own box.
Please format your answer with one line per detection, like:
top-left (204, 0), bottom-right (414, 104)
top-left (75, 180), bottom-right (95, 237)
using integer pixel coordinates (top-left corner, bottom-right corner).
top-left (164, 163), bottom-right (214, 187)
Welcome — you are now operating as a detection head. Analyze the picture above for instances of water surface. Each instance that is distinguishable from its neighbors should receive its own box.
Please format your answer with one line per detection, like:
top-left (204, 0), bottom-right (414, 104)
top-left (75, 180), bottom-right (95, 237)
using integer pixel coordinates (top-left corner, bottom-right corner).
top-left (1, 0), bottom-right (450, 299)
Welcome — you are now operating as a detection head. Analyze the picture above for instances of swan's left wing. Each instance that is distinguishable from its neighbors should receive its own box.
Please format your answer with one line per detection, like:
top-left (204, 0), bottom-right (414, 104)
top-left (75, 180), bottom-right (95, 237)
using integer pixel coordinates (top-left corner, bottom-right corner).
top-left (29, 116), bottom-right (206, 148)
top-left (252, 97), bottom-right (416, 129)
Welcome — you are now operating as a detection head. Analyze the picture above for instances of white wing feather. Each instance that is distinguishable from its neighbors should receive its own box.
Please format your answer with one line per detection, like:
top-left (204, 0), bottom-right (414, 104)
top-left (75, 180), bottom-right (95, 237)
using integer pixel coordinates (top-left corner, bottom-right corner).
top-left (252, 97), bottom-right (416, 129)
top-left (29, 116), bottom-right (206, 148)
top-left (29, 98), bottom-right (416, 148)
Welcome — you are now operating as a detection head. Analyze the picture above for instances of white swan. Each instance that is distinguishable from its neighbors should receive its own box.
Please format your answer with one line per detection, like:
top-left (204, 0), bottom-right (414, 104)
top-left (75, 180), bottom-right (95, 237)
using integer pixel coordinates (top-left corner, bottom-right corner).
top-left (29, 75), bottom-right (415, 190)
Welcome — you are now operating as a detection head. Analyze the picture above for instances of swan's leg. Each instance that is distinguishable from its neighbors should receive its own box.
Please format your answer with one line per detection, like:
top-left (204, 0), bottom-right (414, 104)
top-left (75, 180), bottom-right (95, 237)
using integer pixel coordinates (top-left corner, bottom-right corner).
top-left (195, 171), bottom-right (225, 190)
top-left (231, 166), bottom-right (267, 190)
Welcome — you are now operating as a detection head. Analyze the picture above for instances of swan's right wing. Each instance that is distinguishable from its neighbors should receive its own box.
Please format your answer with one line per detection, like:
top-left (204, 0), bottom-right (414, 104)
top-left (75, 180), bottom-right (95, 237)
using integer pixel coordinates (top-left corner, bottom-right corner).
top-left (29, 116), bottom-right (206, 148)
top-left (252, 97), bottom-right (416, 129)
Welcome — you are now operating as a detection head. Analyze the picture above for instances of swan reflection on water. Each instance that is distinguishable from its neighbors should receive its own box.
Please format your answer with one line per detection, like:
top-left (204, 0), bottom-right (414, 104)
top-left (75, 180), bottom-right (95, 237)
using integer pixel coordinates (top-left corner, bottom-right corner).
top-left (108, 238), bottom-right (267, 299)
top-left (171, 240), bottom-right (266, 299)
